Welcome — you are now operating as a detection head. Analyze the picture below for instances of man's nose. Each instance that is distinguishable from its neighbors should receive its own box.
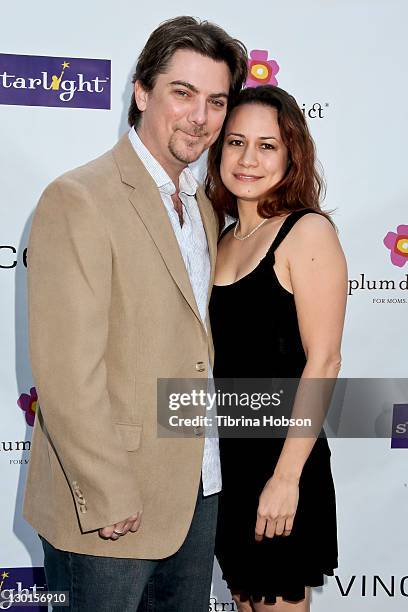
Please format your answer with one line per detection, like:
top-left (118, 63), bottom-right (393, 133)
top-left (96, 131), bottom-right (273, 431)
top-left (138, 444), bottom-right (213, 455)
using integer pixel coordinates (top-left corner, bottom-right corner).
top-left (188, 97), bottom-right (207, 127)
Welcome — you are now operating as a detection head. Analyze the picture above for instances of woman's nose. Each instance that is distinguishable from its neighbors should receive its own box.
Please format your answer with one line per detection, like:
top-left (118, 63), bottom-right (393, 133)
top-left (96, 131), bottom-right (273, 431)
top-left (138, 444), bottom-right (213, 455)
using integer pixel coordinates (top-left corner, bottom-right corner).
top-left (238, 146), bottom-right (258, 167)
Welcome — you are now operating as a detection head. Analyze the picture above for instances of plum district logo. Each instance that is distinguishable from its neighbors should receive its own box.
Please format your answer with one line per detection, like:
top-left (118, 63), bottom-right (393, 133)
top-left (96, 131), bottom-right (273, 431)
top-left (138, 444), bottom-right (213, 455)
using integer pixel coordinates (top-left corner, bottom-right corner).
top-left (246, 49), bottom-right (279, 87)
top-left (0, 53), bottom-right (110, 109)
top-left (17, 387), bottom-right (38, 427)
top-left (384, 224), bottom-right (408, 268)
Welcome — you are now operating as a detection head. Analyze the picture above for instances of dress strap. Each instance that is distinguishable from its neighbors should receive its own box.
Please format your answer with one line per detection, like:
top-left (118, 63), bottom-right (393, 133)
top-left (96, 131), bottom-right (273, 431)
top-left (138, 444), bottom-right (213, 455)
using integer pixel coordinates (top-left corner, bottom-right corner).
top-left (268, 209), bottom-right (318, 254)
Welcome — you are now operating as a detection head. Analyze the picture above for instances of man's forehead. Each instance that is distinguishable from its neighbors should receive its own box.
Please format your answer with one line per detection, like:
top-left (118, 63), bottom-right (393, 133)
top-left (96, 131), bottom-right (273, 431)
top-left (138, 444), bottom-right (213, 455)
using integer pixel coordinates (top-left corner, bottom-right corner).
top-left (160, 49), bottom-right (230, 91)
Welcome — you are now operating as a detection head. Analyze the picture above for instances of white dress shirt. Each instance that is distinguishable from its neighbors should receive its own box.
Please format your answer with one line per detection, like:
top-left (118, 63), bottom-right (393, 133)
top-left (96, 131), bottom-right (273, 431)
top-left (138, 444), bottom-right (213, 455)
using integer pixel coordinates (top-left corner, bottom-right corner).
top-left (128, 128), bottom-right (221, 496)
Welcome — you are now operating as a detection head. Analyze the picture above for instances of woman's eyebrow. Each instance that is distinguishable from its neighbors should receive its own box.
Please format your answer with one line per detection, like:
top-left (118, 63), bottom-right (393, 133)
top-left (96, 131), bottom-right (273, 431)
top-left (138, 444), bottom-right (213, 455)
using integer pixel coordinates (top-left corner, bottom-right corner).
top-left (225, 132), bottom-right (279, 141)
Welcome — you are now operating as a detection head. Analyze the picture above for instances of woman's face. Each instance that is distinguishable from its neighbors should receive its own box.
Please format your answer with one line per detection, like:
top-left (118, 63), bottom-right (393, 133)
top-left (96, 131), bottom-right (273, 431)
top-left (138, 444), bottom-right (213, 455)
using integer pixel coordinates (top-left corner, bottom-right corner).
top-left (220, 103), bottom-right (288, 203)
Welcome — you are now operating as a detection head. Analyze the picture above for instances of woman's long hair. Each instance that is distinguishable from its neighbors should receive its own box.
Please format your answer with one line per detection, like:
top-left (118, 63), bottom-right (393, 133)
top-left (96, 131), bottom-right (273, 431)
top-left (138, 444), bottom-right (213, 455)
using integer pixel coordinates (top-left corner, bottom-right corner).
top-left (205, 85), bottom-right (330, 230)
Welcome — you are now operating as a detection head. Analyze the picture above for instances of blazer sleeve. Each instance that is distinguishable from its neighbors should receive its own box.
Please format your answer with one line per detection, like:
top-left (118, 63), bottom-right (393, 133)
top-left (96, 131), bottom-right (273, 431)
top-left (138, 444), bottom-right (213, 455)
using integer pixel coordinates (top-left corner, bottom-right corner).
top-left (27, 176), bottom-right (142, 532)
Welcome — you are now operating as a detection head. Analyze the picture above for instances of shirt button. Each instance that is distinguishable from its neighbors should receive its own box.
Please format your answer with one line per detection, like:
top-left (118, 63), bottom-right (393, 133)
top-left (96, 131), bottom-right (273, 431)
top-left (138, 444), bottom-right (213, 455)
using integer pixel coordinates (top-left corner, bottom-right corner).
top-left (195, 362), bottom-right (205, 372)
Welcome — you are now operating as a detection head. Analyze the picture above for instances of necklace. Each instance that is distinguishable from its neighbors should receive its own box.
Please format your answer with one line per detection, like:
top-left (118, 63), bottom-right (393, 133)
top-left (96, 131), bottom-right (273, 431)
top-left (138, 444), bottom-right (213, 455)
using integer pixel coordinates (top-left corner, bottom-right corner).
top-left (233, 218), bottom-right (269, 240)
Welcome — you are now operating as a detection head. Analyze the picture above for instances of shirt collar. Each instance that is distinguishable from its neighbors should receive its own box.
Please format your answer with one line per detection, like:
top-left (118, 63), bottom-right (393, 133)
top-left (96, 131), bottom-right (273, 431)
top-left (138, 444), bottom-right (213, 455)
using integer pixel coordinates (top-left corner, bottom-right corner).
top-left (128, 128), bottom-right (198, 197)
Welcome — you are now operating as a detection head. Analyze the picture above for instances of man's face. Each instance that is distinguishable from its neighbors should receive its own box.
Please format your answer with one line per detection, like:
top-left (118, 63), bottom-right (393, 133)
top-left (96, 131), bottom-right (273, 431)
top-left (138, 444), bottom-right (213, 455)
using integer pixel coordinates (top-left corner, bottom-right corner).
top-left (135, 49), bottom-right (230, 173)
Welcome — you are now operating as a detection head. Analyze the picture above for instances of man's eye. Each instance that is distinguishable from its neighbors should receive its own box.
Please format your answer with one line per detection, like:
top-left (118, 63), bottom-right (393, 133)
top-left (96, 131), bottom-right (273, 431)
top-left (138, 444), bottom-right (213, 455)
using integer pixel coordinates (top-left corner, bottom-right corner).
top-left (175, 90), bottom-right (189, 97)
top-left (210, 99), bottom-right (225, 108)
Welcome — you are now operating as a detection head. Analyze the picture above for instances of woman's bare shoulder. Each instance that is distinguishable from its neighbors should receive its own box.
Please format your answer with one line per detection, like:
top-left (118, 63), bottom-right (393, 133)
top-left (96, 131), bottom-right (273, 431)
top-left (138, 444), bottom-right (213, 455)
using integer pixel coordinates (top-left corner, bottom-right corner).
top-left (288, 212), bottom-right (338, 244)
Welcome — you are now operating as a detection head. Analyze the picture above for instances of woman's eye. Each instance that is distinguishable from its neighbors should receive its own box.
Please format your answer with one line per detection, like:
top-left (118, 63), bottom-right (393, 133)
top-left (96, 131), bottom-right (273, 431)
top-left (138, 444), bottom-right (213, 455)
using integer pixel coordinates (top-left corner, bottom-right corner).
top-left (227, 139), bottom-right (243, 146)
top-left (261, 143), bottom-right (276, 150)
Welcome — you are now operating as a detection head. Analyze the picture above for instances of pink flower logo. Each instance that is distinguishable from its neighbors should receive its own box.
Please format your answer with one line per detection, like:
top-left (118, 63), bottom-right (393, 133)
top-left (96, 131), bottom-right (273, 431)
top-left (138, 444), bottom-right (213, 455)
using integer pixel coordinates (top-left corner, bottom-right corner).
top-left (383, 225), bottom-right (408, 267)
top-left (17, 387), bottom-right (38, 427)
top-left (246, 50), bottom-right (280, 87)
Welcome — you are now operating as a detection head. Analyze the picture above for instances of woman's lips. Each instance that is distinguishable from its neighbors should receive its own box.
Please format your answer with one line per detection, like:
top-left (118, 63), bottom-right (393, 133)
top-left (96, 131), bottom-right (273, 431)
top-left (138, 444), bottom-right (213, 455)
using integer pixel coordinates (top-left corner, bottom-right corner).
top-left (233, 173), bottom-right (263, 182)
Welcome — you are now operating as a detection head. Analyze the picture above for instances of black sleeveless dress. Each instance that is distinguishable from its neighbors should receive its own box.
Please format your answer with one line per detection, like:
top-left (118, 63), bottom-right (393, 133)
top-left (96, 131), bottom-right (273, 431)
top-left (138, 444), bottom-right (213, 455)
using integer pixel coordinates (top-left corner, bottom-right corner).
top-left (209, 210), bottom-right (338, 604)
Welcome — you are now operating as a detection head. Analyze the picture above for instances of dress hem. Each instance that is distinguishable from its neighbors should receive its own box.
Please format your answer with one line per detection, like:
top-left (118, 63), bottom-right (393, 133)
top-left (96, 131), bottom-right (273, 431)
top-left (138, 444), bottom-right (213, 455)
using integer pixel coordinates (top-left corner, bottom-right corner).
top-left (223, 564), bottom-right (338, 605)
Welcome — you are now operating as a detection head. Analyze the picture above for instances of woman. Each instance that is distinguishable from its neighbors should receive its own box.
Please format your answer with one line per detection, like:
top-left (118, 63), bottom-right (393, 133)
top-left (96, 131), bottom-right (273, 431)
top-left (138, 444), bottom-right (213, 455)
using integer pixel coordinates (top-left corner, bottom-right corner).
top-left (206, 86), bottom-right (347, 611)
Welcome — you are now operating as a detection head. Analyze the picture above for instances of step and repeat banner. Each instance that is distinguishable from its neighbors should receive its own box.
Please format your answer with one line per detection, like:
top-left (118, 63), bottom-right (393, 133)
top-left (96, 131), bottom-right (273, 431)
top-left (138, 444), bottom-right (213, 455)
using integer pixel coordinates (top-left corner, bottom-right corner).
top-left (1, 1), bottom-right (407, 610)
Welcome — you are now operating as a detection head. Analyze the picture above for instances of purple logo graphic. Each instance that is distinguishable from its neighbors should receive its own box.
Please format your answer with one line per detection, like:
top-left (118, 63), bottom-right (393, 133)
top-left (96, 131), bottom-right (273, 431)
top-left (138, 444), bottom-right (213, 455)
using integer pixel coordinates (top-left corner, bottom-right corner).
top-left (384, 225), bottom-right (408, 268)
top-left (246, 50), bottom-right (279, 88)
top-left (0, 53), bottom-right (110, 109)
top-left (0, 567), bottom-right (47, 611)
top-left (17, 387), bottom-right (38, 427)
top-left (391, 404), bottom-right (408, 448)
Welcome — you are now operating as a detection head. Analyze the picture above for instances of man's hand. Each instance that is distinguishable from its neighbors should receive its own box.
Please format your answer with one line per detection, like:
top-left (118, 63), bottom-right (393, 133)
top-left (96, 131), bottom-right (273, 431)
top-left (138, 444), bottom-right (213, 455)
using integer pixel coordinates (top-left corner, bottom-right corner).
top-left (98, 511), bottom-right (143, 540)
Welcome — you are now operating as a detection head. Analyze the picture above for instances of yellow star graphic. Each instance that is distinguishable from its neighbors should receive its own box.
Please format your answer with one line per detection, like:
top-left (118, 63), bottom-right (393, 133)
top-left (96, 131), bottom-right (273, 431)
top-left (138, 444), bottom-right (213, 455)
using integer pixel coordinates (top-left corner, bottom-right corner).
top-left (1, 571), bottom-right (9, 579)
top-left (61, 61), bottom-right (70, 70)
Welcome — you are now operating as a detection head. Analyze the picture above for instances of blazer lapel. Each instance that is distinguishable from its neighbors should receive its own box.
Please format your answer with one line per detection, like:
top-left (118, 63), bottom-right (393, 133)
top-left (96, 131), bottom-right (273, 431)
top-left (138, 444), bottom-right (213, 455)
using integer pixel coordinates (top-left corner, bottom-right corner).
top-left (112, 134), bottom-right (203, 327)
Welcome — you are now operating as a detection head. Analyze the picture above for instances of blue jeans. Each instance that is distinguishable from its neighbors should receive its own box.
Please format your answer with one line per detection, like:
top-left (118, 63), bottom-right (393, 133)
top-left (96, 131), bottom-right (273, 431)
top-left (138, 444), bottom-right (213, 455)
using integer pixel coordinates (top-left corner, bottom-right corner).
top-left (40, 481), bottom-right (218, 612)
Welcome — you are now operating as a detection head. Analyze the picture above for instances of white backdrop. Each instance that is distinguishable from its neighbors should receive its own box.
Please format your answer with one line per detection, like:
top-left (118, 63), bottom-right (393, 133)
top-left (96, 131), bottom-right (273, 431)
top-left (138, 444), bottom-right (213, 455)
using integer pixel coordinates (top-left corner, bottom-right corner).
top-left (1, 1), bottom-right (408, 610)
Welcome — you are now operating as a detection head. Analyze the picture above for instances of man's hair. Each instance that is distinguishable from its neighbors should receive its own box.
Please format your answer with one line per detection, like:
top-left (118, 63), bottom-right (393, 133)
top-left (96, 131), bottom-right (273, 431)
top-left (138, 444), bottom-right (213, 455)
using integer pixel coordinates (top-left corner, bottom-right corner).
top-left (128, 16), bottom-right (248, 127)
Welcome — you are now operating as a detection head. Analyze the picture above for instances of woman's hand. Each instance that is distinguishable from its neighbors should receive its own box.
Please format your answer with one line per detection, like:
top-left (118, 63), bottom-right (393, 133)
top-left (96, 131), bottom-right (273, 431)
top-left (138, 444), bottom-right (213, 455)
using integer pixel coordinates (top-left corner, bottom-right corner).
top-left (255, 473), bottom-right (299, 541)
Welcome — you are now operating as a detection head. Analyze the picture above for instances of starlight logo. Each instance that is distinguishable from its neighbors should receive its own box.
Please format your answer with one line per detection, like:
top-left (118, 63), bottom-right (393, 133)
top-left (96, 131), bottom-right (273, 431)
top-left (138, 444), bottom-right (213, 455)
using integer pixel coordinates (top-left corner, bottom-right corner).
top-left (0, 53), bottom-right (111, 109)
top-left (0, 567), bottom-right (47, 610)
top-left (391, 404), bottom-right (408, 448)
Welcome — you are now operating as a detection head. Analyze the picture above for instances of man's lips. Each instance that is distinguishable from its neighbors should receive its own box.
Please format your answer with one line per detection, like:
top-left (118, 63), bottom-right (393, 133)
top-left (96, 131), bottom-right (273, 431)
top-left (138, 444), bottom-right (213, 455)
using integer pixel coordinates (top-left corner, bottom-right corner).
top-left (233, 173), bottom-right (263, 182)
top-left (181, 130), bottom-right (204, 139)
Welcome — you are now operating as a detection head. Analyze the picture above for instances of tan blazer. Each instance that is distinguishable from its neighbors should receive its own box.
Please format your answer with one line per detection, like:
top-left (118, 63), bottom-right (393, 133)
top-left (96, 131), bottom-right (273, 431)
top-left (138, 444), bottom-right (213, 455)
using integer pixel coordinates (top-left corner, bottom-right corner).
top-left (23, 134), bottom-right (218, 558)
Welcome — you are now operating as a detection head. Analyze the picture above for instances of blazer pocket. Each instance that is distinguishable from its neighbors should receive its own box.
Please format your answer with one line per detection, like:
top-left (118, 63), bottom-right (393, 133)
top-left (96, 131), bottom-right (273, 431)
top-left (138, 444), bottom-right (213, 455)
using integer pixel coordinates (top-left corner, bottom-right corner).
top-left (115, 423), bottom-right (142, 452)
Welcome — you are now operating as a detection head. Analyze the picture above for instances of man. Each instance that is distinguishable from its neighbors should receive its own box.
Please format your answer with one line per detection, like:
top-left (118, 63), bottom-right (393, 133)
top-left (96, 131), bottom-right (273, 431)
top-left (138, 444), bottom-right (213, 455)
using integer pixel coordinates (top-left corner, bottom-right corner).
top-left (23, 15), bottom-right (247, 612)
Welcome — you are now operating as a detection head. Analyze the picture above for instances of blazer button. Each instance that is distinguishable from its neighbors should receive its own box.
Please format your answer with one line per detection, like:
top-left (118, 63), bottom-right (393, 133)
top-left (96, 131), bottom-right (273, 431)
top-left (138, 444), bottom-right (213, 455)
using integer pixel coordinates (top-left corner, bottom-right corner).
top-left (77, 497), bottom-right (87, 505)
top-left (195, 362), bottom-right (205, 372)
top-left (79, 504), bottom-right (87, 514)
top-left (194, 426), bottom-right (204, 437)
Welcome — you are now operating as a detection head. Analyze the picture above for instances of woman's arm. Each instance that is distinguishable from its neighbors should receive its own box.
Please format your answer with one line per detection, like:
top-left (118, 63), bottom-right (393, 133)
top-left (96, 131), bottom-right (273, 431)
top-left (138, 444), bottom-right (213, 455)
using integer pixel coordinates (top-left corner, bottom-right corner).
top-left (275, 213), bottom-right (347, 476)
top-left (256, 213), bottom-right (347, 540)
